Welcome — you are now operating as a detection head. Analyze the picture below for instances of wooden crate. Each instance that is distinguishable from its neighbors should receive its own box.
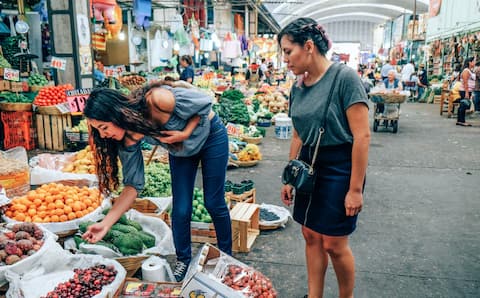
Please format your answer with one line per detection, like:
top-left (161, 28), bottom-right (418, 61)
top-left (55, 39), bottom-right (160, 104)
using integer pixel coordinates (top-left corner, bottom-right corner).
top-left (36, 112), bottom-right (71, 151)
top-left (226, 188), bottom-right (256, 209)
top-left (191, 221), bottom-right (217, 244)
top-left (433, 95), bottom-right (442, 104)
top-left (230, 202), bottom-right (260, 253)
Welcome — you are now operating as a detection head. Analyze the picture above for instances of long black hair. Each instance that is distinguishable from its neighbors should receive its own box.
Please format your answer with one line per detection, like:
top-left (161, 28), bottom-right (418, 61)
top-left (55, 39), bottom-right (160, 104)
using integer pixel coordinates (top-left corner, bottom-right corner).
top-left (277, 17), bottom-right (332, 56)
top-left (84, 81), bottom-right (176, 195)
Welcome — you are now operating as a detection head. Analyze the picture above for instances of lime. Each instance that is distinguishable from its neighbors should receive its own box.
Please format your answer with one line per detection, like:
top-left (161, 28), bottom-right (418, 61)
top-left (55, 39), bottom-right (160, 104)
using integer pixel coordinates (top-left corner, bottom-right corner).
top-left (195, 209), bottom-right (202, 217)
top-left (192, 199), bottom-right (199, 207)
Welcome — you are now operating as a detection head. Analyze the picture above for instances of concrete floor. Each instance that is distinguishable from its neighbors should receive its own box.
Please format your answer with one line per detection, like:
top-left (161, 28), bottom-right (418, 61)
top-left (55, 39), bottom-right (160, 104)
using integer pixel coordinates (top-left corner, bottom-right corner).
top-left (225, 102), bottom-right (480, 298)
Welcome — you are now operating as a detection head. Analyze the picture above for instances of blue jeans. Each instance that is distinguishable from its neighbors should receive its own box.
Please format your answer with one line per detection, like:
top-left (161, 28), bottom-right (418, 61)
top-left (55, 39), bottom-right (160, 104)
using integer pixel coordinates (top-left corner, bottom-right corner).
top-left (474, 91), bottom-right (480, 112)
top-left (417, 87), bottom-right (425, 101)
top-left (169, 115), bottom-right (231, 263)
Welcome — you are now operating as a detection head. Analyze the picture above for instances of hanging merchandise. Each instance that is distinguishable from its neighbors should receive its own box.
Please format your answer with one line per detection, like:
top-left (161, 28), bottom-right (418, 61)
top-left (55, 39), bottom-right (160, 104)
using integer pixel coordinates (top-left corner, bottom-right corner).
top-left (150, 30), bottom-right (162, 68)
top-left (234, 14), bottom-right (244, 35)
top-left (200, 32), bottom-right (213, 52)
top-left (159, 30), bottom-right (173, 61)
top-left (190, 17), bottom-right (200, 50)
top-left (92, 33), bottom-right (107, 51)
top-left (91, 0), bottom-right (117, 24)
top-left (170, 13), bottom-right (184, 34)
top-left (133, 0), bottom-right (152, 30)
top-left (104, 4), bottom-right (122, 39)
top-left (223, 33), bottom-right (242, 60)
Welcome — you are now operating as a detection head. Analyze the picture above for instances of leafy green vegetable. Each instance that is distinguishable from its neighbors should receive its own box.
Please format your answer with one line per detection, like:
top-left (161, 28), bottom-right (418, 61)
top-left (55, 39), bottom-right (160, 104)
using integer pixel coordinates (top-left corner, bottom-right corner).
top-left (140, 162), bottom-right (172, 197)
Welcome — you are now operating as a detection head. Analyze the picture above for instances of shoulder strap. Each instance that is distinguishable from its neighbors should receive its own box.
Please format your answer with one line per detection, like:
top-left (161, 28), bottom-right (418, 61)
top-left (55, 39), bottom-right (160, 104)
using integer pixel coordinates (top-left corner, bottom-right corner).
top-left (308, 63), bottom-right (343, 172)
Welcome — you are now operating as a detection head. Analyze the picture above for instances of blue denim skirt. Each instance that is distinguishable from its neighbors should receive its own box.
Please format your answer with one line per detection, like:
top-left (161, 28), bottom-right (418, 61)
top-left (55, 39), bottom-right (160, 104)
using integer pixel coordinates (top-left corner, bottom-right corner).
top-left (293, 143), bottom-right (361, 236)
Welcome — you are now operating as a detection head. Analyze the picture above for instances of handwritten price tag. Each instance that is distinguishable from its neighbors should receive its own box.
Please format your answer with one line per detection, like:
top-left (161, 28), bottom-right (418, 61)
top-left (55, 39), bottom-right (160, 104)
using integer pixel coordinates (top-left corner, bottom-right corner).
top-left (66, 89), bottom-right (92, 114)
top-left (225, 122), bottom-right (242, 137)
top-left (3, 68), bottom-right (19, 81)
top-left (51, 57), bottom-right (67, 70)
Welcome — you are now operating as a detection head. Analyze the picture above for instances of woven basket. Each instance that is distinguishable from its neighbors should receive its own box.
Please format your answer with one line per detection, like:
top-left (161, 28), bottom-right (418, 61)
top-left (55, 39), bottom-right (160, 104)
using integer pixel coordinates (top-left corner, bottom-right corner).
top-left (233, 160), bottom-right (259, 167)
top-left (0, 102), bottom-right (32, 111)
top-left (30, 85), bottom-right (44, 92)
top-left (370, 93), bottom-right (407, 104)
top-left (115, 255), bottom-right (149, 277)
top-left (241, 135), bottom-right (263, 145)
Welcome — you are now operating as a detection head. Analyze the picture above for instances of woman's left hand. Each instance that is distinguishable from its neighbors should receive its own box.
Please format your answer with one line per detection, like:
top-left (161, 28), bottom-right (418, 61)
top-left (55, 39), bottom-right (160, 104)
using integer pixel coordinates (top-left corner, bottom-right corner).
top-left (157, 130), bottom-right (188, 144)
top-left (345, 190), bottom-right (363, 216)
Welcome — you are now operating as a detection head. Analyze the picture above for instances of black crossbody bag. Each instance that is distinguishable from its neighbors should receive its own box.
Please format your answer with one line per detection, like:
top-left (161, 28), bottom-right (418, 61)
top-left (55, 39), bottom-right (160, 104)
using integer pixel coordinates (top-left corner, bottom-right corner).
top-left (281, 64), bottom-right (341, 193)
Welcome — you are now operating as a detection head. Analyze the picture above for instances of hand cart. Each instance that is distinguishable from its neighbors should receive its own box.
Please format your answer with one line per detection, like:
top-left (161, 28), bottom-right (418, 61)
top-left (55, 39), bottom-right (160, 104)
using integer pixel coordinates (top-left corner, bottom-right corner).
top-left (369, 93), bottom-right (407, 133)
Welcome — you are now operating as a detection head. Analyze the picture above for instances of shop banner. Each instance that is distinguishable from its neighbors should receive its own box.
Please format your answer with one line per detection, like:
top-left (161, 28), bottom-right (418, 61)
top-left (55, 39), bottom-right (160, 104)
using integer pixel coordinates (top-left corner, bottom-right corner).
top-left (3, 68), bottom-right (19, 81)
top-left (66, 88), bottom-right (92, 114)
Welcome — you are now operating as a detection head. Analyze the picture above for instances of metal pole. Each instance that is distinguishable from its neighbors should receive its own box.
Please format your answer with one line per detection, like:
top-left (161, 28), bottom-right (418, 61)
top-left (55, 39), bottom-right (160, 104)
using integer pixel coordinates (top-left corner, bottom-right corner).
top-left (413, 0), bottom-right (417, 40)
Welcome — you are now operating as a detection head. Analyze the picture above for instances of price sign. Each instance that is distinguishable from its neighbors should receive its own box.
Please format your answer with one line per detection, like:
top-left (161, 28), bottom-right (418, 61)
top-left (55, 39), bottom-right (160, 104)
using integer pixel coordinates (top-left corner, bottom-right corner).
top-left (104, 67), bottom-right (116, 77)
top-left (51, 56), bottom-right (67, 70)
top-left (66, 88), bottom-right (92, 114)
top-left (3, 68), bottom-right (19, 81)
top-left (226, 122), bottom-right (242, 137)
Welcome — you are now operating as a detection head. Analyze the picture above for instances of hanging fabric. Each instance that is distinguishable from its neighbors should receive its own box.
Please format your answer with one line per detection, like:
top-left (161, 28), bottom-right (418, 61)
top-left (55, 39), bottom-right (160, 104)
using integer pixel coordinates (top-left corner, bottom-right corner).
top-left (92, 33), bottom-right (107, 51)
top-left (133, 0), bottom-right (152, 29)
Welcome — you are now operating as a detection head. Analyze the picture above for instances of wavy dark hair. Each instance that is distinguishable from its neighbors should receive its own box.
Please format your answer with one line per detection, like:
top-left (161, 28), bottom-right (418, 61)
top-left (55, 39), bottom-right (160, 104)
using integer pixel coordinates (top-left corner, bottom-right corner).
top-left (84, 81), bottom-right (176, 195)
top-left (277, 17), bottom-right (332, 56)
top-left (463, 57), bottom-right (475, 70)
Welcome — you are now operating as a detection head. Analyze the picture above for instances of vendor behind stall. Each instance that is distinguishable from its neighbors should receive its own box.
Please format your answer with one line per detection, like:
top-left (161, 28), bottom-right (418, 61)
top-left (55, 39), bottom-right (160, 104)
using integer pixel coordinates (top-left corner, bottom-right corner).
top-left (179, 55), bottom-right (194, 83)
top-left (245, 62), bottom-right (263, 88)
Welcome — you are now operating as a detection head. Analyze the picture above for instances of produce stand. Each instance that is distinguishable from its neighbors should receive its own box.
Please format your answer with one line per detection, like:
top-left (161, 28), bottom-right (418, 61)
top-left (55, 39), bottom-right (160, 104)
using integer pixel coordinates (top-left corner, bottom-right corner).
top-left (369, 92), bottom-right (407, 133)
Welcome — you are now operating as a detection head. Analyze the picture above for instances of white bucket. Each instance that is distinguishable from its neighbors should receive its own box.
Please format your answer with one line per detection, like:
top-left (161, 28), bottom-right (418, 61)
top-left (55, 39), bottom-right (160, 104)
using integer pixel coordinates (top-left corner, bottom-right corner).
top-left (275, 117), bottom-right (292, 139)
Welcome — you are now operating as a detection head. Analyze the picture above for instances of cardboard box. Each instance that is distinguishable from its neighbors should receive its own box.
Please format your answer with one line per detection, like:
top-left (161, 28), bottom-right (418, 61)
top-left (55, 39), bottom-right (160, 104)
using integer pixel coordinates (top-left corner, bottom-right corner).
top-left (181, 244), bottom-right (277, 298)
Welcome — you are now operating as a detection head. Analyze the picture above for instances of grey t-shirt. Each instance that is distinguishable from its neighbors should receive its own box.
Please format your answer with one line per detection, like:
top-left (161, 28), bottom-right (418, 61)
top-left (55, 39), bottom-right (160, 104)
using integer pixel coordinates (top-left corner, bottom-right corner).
top-left (118, 85), bottom-right (213, 193)
top-left (289, 63), bottom-right (368, 147)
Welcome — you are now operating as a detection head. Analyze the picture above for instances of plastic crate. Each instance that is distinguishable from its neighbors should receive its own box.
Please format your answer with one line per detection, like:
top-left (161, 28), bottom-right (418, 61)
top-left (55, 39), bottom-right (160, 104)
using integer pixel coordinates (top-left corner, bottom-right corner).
top-left (0, 111), bottom-right (36, 150)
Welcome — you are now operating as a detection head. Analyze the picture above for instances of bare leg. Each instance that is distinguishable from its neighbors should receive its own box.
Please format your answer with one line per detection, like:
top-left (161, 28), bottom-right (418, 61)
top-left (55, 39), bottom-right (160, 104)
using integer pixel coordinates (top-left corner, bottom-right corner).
top-left (323, 235), bottom-right (355, 298)
top-left (302, 226), bottom-right (328, 298)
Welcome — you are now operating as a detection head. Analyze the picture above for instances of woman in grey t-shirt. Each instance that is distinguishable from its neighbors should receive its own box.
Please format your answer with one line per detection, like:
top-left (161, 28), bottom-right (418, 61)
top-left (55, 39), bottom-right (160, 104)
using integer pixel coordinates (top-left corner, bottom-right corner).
top-left (82, 81), bottom-right (231, 282)
top-left (279, 18), bottom-right (370, 298)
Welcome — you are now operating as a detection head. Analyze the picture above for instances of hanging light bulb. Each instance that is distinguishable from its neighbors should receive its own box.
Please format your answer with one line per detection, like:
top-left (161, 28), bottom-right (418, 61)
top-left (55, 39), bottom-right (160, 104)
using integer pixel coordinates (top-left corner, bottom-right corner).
top-left (118, 31), bottom-right (126, 41)
top-left (173, 42), bottom-right (180, 51)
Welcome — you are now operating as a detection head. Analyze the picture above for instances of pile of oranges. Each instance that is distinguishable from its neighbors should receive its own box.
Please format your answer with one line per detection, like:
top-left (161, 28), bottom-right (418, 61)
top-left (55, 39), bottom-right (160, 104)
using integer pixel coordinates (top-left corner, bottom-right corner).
top-left (5, 183), bottom-right (102, 223)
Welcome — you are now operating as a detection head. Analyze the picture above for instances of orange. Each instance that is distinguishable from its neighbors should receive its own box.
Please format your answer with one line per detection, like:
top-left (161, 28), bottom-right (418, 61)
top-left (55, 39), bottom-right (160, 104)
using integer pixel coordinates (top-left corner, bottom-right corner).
top-left (50, 215), bottom-right (59, 222)
top-left (64, 205), bottom-right (73, 214)
top-left (32, 216), bottom-right (43, 223)
top-left (38, 205), bottom-right (47, 212)
top-left (67, 212), bottom-right (76, 220)
top-left (87, 206), bottom-right (94, 213)
top-left (55, 200), bottom-right (64, 209)
top-left (5, 210), bottom-right (12, 218)
top-left (14, 204), bottom-right (27, 212)
top-left (59, 215), bottom-right (68, 222)
top-left (84, 198), bottom-right (93, 207)
top-left (33, 199), bottom-right (43, 206)
top-left (72, 202), bottom-right (82, 212)
top-left (24, 215), bottom-right (32, 222)
top-left (75, 211), bottom-right (84, 218)
top-left (55, 209), bottom-right (64, 216)
top-left (45, 196), bottom-right (54, 203)
top-left (15, 213), bottom-right (26, 221)
top-left (27, 209), bottom-right (36, 217)
top-left (37, 211), bottom-right (47, 218)
top-left (65, 198), bottom-right (74, 205)
top-left (47, 203), bottom-right (56, 210)
top-left (79, 202), bottom-right (86, 210)
top-left (43, 216), bottom-right (51, 223)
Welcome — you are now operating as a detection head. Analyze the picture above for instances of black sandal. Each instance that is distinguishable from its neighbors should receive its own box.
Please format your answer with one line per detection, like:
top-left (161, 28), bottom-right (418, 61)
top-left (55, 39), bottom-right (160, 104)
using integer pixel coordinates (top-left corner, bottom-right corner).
top-left (456, 122), bottom-right (472, 126)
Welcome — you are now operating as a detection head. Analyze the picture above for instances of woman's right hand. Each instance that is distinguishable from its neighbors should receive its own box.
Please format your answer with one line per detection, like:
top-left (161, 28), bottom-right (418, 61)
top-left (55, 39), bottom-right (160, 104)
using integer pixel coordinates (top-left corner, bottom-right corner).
top-left (281, 184), bottom-right (294, 206)
top-left (82, 222), bottom-right (109, 243)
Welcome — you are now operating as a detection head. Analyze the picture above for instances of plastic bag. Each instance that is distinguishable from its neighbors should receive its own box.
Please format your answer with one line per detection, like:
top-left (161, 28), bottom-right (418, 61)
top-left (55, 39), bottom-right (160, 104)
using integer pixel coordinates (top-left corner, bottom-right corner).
top-left (29, 153), bottom-right (97, 186)
top-left (259, 203), bottom-right (291, 228)
top-left (0, 147), bottom-right (29, 198)
top-left (67, 209), bottom-right (175, 257)
top-left (0, 224), bottom-right (61, 286)
top-left (2, 198), bottom-right (111, 234)
top-left (5, 253), bottom-right (126, 298)
top-left (150, 30), bottom-right (162, 68)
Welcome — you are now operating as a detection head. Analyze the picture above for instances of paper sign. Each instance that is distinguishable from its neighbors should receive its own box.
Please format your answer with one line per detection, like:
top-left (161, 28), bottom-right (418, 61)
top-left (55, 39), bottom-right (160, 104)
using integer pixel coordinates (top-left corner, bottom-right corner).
top-left (3, 68), bottom-right (19, 81)
top-left (66, 88), bottom-right (92, 113)
top-left (55, 102), bottom-right (72, 114)
top-left (226, 122), bottom-right (242, 137)
top-left (51, 56), bottom-right (67, 70)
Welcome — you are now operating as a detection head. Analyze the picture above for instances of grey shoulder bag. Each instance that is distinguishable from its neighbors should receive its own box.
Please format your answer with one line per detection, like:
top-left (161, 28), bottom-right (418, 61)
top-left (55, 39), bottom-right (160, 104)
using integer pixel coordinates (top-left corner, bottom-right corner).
top-left (281, 64), bottom-right (342, 193)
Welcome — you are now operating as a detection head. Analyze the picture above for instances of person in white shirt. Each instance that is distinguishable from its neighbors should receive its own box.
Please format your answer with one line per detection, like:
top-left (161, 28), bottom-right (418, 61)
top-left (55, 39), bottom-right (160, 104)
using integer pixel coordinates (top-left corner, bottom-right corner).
top-left (401, 60), bottom-right (415, 83)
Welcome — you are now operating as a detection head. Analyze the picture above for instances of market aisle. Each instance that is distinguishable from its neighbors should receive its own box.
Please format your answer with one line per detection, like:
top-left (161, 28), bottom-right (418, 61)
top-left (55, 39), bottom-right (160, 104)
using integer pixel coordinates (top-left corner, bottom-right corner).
top-left (226, 102), bottom-right (480, 298)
